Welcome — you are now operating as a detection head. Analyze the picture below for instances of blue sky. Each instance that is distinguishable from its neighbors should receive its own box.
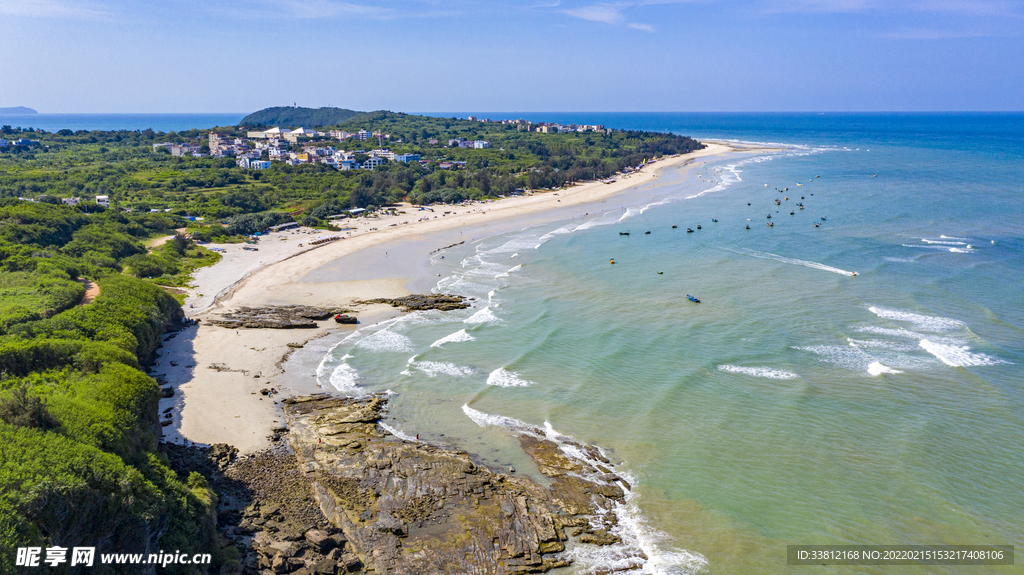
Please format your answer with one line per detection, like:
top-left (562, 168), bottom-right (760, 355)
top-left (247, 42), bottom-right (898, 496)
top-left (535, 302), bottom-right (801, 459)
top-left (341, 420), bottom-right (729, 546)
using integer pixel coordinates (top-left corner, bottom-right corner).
top-left (1, 0), bottom-right (1022, 112)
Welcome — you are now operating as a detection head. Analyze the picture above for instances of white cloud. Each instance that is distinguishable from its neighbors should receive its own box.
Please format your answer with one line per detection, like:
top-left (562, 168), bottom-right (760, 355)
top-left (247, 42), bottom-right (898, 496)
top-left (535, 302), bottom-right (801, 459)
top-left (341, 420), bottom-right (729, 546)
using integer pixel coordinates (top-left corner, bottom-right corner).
top-left (628, 22), bottom-right (656, 30)
top-left (562, 2), bottom-right (631, 24)
top-left (0, 0), bottom-right (108, 19)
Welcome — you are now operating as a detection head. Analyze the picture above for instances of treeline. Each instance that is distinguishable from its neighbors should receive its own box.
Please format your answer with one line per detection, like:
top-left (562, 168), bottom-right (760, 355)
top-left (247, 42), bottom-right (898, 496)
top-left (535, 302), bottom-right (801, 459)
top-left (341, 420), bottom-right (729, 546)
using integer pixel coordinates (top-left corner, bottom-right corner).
top-left (0, 199), bottom-right (226, 573)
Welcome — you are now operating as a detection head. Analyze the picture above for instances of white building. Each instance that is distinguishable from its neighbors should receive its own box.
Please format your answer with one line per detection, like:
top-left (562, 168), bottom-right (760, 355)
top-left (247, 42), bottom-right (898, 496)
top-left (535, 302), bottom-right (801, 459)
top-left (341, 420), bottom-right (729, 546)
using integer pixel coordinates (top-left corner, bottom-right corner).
top-left (96, 195), bottom-right (110, 207)
top-left (361, 156), bottom-right (387, 170)
top-left (473, 140), bottom-right (491, 149)
top-left (251, 160), bottom-right (271, 170)
top-left (369, 149), bottom-right (395, 160)
top-left (395, 153), bottom-right (420, 163)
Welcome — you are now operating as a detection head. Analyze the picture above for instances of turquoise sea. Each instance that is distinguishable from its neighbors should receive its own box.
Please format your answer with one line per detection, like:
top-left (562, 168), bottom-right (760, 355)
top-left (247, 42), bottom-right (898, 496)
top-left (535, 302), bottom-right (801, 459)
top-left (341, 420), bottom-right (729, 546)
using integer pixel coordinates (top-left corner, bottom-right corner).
top-left (305, 114), bottom-right (1023, 574)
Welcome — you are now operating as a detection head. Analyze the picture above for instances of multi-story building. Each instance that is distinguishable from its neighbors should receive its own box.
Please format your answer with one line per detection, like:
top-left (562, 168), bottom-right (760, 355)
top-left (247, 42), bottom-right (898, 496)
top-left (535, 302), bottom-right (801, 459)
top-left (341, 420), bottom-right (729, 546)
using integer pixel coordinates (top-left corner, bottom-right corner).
top-left (361, 156), bottom-right (387, 170)
top-left (395, 153), bottom-right (420, 163)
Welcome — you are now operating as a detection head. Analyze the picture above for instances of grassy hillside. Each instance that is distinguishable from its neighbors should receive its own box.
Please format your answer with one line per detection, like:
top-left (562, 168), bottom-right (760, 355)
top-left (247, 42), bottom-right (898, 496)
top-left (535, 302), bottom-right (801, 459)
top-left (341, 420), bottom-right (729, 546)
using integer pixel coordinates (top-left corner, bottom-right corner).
top-left (240, 106), bottom-right (363, 127)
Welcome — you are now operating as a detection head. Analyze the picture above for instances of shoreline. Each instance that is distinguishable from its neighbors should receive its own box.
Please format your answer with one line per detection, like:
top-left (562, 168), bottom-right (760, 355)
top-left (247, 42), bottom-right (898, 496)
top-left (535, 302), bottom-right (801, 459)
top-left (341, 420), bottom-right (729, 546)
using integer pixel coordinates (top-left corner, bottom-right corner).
top-left (158, 142), bottom-right (754, 452)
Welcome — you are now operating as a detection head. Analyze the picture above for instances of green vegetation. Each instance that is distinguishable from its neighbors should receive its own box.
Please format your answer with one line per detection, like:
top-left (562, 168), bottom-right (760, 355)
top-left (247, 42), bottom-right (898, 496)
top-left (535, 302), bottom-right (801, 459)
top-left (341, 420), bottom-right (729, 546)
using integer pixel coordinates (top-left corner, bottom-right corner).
top-left (0, 199), bottom-right (222, 573)
top-left (240, 105), bottom-right (362, 127)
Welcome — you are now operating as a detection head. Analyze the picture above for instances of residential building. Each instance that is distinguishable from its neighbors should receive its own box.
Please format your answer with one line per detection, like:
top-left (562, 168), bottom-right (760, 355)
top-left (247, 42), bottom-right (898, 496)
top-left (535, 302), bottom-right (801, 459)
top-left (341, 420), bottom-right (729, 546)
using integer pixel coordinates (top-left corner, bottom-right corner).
top-left (428, 138), bottom-right (439, 145)
top-left (236, 157), bottom-right (252, 169)
top-left (473, 140), bottom-right (491, 149)
top-left (251, 160), bottom-right (271, 170)
top-left (356, 129), bottom-right (369, 141)
top-left (339, 159), bottom-right (359, 171)
top-left (395, 153), bottom-right (420, 163)
top-left (96, 195), bottom-right (109, 207)
top-left (361, 156), bottom-right (387, 170)
top-left (170, 144), bottom-right (200, 156)
top-left (62, 197), bottom-right (81, 206)
top-left (369, 149), bottom-right (395, 160)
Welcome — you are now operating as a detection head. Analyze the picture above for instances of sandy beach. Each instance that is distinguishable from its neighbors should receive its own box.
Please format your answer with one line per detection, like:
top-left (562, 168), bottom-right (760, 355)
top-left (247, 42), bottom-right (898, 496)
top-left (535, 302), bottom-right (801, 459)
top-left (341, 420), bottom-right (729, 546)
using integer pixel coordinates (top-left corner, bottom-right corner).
top-left (157, 142), bottom-right (742, 451)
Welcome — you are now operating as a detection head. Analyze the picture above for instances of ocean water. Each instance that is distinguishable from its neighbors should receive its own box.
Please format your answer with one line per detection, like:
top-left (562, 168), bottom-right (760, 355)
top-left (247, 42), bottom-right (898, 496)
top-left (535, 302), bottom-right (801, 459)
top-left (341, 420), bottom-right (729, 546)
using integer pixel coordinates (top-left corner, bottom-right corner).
top-left (0, 113), bottom-right (245, 132)
top-left (308, 114), bottom-right (1023, 574)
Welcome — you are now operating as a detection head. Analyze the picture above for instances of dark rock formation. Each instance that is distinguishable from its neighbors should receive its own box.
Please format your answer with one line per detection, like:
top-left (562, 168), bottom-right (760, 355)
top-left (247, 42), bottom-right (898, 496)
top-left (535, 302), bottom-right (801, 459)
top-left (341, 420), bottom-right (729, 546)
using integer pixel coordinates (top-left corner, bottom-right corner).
top-left (360, 294), bottom-right (470, 312)
top-left (208, 306), bottom-right (354, 329)
top-left (278, 394), bottom-right (635, 574)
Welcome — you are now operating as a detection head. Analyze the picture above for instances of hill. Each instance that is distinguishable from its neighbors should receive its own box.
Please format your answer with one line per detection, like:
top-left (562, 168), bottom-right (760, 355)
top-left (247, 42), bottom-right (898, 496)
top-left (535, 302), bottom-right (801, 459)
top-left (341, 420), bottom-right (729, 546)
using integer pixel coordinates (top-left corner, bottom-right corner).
top-left (240, 106), bottom-right (362, 127)
top-left (0, 106), bottom-right (37, 115)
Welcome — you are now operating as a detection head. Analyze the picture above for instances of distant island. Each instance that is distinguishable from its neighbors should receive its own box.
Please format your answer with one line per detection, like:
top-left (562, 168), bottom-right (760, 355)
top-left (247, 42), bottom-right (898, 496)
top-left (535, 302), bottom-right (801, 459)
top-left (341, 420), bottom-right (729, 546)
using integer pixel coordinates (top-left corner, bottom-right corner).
top-left (241, 106), bottom-right (362, 127)
top-left (0, 106), bottom-right (37, 115)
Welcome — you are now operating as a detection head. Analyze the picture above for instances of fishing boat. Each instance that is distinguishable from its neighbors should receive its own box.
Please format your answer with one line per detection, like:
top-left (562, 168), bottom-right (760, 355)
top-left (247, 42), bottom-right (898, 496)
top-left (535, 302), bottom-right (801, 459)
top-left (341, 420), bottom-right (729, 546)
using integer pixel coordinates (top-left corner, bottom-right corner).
top-left (619, 232), bottom-right (630, 236)
top-left (687, 295), bottom-right (700, 303)
top-left (672, 225), bottom-right (678, 229)
top-left (687, 228), bottom-right (694, 233)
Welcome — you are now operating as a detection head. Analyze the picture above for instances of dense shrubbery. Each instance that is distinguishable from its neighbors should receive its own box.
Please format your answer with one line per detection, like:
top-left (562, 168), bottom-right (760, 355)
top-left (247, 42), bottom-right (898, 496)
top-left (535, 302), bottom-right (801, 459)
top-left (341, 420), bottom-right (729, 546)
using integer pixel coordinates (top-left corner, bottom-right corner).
top-left (0, 201), bottom-right (219, 573)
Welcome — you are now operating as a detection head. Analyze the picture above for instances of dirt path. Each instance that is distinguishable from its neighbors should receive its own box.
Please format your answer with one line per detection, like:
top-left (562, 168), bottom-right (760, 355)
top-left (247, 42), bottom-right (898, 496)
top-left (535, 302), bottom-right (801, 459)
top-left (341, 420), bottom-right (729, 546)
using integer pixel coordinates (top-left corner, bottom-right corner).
top-left (79, 279), bottom-right (100, 305)
top-left (147, 227), bottom-right (188, 248)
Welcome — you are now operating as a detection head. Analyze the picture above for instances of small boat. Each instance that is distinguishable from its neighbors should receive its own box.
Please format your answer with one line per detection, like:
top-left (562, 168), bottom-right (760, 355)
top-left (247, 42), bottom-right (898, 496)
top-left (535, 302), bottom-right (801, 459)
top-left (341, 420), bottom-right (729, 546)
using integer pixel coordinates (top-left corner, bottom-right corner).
top-left (790, 211), bottom-right (795, 215)
top-left (645, 231), bottom-right (651, 235)
top-left (712, 219), bottom-right (718, 223)
top-left (672, 225), bottom-right (678, 229)
top-left (814, 223), bottom-right (820, 228)
top-left (619, 232), bottom-right (630, 236)
top-left (767, 215), bottom-right (771, 219)
top-left (658, 271), bottom-right (663, 275)
top-left (610, 259), bottom-right (615, 264)
top-left (696, 225), bottom-right (701, 230)
top-left (687, 295), bottom-right (700, 303)
top-left (686, 228), bottom-right (694, 233)
top-left (821, 217), bottom-right (827, 221)
top-left (746, 225), bottom-right (750, 229)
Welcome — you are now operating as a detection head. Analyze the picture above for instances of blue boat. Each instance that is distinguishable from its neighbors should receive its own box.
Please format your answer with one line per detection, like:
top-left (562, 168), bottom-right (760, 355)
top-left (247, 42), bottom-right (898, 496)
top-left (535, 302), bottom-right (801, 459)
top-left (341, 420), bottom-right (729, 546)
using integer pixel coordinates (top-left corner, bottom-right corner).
top-left (687, 295), bottom-right (700, 303)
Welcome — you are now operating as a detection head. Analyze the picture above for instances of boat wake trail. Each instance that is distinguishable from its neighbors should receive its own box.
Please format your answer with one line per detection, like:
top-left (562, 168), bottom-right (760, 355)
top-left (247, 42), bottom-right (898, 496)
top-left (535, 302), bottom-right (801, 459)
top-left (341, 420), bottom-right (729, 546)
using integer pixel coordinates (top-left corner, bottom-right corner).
top-left (726, 248), bottom-right (856, 276)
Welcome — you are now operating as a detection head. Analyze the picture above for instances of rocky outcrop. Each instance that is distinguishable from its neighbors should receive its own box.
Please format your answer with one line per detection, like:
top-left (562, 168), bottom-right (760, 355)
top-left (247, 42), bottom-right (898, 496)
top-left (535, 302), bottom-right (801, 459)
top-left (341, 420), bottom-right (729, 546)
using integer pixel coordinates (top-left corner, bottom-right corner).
top-left (280, 394), bottom-right (634, 575)
top-left (208, 306), bottom-right (354, 329)
top-left (359, 294), bottom-right (470, 312)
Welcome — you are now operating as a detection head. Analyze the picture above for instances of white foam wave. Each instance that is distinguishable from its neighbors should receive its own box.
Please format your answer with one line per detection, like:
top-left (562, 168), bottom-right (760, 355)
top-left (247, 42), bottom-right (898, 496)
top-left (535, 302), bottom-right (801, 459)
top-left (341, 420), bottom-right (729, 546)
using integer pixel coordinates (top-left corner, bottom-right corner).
top-left (379, 421), bottom-right (419, 442)
top-left (847, 338), bottom-right (918, 351)
top-left (407, 360), bottom-right (474, 377)
top-left (921, 239), bottom-right (966, 245)
top-left (495, 264), bottom-right (522, 278)
top-left (940, 235), bottom-right (969, 240)
top-left (354, 329), bottom-right (414, 353)
top-left (717, 365), bottom-right (798, 380)
top-left (868, 307), bottom-right (965, 332)
top-left (461, 404), bottom-right (539, 434)
top-left (728, 248), bottom-right (855, 276)
top-left (868, 361), bottom-right (903, 376)
top-left (486, 367), bottom-right (534, 387)
top-left (855, 326), bottom-right (923, 339)
top-left (883, 257), bottom-right (916, 263)
top-left (919, 340), bottom-right (1008, 367)
top-left (949, 247), bottom-right (972, 253)
top-left (329, 363), bottom-right (359, 392)
top-left (464, 306), bottom-right (500, 324)
top-left (430, 329), bottom-right (475, 348)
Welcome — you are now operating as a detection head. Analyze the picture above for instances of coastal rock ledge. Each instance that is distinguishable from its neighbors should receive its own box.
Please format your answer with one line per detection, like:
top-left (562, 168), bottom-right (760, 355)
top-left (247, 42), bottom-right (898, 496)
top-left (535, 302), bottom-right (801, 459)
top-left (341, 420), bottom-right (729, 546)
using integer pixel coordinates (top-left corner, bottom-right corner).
top-left (281, 394), bottom-right (635, 574)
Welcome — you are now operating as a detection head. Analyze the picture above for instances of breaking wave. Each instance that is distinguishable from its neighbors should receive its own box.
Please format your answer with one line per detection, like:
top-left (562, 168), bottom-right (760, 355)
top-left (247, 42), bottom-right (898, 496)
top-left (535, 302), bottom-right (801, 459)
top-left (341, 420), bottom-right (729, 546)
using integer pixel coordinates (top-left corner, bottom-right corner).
top-left (430, 329), bottom-right (475, 348)
top-left (717, 365), bottom-right (799, 380)
top-left (486, 367), bottom-right (534, 387)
